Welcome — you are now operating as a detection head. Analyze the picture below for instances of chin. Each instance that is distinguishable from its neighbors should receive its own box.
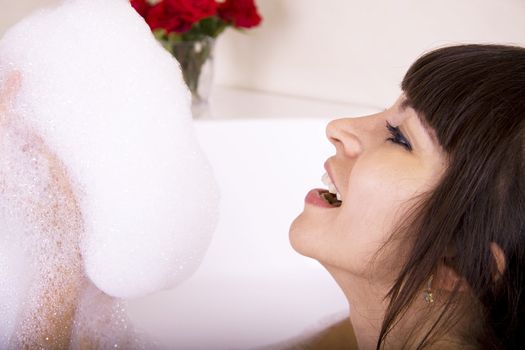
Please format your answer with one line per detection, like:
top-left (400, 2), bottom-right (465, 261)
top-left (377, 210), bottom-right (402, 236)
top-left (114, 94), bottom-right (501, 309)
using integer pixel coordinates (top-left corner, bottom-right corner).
top-left (288, 211), bottom-right (324, 261)
top-left (290, 215), bottom-right (355, 293)
top-left (289, 214), bottom-right (305, 253)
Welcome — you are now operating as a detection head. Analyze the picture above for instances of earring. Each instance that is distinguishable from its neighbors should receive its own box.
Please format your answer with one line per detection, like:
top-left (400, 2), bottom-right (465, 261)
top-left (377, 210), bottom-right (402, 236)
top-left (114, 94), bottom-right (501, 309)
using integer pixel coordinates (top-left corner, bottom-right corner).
top-left (423, 275), bottom-right (434, 303)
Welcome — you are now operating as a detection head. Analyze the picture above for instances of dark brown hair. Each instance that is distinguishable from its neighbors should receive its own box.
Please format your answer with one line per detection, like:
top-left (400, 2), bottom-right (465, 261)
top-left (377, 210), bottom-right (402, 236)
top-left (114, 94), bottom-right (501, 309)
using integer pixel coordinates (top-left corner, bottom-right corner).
top-left (378, 44), bottom-right (525, 349)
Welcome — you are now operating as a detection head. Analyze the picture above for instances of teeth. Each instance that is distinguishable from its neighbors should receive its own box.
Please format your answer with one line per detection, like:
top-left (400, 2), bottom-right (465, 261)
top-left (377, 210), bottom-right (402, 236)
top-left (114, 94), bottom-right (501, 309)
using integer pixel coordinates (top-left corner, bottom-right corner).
top-left (321, 172), bottom-right (342, 201)
top-left (321, 173), bottom-right (331, 187)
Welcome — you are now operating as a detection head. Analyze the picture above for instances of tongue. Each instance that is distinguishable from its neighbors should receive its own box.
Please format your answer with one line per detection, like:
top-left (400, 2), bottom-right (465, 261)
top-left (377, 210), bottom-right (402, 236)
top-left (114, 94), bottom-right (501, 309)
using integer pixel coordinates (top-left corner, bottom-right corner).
top-left (321, 192), bottom-right (342, 207)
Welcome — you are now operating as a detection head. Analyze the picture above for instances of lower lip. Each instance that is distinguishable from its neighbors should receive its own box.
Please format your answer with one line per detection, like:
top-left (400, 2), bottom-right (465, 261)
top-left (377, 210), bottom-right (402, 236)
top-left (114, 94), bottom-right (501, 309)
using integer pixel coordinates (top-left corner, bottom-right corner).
top-left (305, 188), bottom-right (337, 208)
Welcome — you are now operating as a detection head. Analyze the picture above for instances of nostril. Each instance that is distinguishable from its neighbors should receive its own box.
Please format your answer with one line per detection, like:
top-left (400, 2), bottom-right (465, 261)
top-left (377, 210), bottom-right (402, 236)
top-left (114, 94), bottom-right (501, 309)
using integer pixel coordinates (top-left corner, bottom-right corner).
top-left (326, 119), bottom-right (343, 145)
top-left (329, 136), bottom-right (343, 150)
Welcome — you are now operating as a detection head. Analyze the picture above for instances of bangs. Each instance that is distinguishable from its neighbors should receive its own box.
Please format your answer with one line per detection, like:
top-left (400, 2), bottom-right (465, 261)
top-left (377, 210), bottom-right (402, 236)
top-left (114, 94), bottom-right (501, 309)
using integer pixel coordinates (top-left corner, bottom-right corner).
top-left (400, 44), bottom-right (525, 155)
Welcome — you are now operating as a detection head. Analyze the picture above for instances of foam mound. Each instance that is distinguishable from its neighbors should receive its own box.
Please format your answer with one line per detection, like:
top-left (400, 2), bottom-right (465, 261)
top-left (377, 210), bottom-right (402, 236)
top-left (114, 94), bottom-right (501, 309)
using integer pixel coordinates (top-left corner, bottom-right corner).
top-left (0, 0), bottom-right (219, 304)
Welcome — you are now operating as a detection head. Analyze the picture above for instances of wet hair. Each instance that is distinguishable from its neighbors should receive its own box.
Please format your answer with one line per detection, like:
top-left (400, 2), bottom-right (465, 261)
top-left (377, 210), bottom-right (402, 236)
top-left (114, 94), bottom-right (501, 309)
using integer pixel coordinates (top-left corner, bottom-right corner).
top-left (378, 44), bottom-right (525, 349)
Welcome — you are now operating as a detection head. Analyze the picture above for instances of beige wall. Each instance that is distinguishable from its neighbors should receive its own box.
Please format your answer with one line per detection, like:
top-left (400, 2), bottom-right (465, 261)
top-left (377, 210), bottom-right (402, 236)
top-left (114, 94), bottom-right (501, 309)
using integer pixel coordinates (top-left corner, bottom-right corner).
top-left (214, 0), bottom-right (525, 109)
top-left (0, 0), bottom-right (60, 31)
top-left (2, 0), bottom-right (525, 109)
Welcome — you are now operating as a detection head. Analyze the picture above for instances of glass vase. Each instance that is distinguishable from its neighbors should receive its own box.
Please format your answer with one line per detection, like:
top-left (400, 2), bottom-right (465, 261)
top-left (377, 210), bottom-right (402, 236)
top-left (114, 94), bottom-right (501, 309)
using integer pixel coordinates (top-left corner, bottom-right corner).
top-left (170, 36), bottom-right (216, 117)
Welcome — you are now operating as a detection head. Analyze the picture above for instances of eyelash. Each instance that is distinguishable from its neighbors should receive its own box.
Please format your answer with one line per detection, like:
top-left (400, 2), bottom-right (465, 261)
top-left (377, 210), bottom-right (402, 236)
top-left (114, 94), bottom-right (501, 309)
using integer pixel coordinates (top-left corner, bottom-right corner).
top-left (385, 121), bottom-right (412, 151)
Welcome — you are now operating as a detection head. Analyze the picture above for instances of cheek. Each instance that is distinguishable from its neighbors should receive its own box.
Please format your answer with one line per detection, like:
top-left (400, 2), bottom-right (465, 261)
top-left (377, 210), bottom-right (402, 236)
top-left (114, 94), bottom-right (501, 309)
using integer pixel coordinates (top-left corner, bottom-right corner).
top-left (332, 155), bottom-right (428, 271)
top-left (345, 155), bottom-right (421, 219)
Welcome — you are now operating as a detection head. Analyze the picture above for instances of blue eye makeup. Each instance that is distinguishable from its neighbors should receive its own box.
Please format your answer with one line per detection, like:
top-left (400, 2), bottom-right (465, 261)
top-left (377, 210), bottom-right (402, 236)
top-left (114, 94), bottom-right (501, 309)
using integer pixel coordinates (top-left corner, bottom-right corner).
top-left (385, 121), bottom-right (412, 151)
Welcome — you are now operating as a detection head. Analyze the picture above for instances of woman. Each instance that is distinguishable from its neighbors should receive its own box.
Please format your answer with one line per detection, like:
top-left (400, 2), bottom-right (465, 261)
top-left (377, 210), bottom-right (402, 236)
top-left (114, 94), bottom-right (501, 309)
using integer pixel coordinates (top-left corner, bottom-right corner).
top-left (3, 44), bottom-right (523, 349)
top-left (290, 44), bottom-right (524, 349)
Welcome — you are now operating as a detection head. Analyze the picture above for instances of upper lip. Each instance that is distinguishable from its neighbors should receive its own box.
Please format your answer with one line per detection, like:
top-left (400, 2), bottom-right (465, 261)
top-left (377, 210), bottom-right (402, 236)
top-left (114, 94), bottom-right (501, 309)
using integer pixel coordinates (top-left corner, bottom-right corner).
top-left (324, 159), bottom-right (341, 197)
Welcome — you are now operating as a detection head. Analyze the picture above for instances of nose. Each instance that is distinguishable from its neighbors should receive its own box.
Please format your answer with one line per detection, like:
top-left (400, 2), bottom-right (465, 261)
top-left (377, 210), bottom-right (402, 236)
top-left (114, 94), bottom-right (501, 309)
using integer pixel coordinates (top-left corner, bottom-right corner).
top-left (326, 118), bottom-right (363, 157)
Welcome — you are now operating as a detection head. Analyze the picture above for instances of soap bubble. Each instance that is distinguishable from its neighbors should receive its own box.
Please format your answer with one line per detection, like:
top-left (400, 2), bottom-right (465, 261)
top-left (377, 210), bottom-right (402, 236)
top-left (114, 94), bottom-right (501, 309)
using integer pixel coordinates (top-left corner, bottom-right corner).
top-left (0, 0), bottom-right (219, 344)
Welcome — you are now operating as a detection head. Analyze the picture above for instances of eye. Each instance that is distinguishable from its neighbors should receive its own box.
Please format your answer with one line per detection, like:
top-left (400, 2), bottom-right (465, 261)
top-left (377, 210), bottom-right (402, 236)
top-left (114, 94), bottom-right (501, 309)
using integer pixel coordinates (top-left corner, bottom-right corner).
top-left (385, 121), bottom-right (412, 151)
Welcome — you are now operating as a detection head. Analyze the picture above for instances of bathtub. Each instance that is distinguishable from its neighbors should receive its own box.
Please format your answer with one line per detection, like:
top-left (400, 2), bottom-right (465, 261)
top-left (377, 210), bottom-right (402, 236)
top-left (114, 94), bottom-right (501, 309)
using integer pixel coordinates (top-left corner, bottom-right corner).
top-left (125, 118), bottom-right (349, 349)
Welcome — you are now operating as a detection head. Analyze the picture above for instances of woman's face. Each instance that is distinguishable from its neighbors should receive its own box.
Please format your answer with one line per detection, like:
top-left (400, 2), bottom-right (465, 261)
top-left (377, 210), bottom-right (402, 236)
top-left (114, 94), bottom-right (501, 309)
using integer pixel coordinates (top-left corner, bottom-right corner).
top-left (289, 95), bottom-right (448, 283)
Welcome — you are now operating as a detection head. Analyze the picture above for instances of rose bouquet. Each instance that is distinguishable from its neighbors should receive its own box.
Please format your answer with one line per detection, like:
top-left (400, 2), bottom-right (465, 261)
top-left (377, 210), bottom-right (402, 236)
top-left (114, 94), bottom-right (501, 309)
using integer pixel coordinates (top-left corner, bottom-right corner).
top-left (131, 0), bottom-right (262, 104)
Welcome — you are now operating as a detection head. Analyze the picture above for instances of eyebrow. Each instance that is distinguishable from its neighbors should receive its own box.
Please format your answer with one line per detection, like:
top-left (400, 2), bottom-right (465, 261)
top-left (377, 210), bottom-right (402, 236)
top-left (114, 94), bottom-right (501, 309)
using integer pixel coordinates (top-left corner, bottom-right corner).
top-left (399, 97), bottom-right (439, 145)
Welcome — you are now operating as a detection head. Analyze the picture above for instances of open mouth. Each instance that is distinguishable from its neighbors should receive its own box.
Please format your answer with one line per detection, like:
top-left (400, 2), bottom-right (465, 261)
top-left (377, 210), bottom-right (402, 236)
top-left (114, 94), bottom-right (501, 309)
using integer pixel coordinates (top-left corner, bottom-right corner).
top-left (321, 173), bottom-right (342, 207)
top-left (319, 190), bottom-right (342, 207)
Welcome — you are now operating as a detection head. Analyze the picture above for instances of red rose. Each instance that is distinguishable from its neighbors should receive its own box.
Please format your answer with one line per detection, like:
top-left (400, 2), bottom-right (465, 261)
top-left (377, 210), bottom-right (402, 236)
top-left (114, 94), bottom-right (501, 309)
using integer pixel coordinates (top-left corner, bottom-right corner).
top-left (146, 0), bottom-right (218, 33)
top-left (189, 0), bottom-right (219, 20)
top-left (130, 0), bottom-right (152, 19)
top-left (218, 0), bottom-right (262, 29)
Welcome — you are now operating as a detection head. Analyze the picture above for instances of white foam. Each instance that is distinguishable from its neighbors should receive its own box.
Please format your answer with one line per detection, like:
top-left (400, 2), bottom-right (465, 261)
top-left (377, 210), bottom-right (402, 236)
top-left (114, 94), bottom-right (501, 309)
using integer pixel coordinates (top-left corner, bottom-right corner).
top-left (0, 0), bottom-right (220, 341)
top-left (0, 116), bottom-right (84, 347)
top-left (70, 281), bottom-right (155, 349)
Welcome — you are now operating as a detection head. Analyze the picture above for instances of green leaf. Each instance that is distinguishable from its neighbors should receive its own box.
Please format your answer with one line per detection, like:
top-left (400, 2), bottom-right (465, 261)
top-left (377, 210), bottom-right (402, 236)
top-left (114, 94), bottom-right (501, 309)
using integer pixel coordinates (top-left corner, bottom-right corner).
top-left (152, 28), bottom-right (168, 41)
top-left (167, 31), bottom-right (183, 43)
top-left (198, 17), bottom-right (229, 38)
top-left (179, 16), bottom-right (230, 41)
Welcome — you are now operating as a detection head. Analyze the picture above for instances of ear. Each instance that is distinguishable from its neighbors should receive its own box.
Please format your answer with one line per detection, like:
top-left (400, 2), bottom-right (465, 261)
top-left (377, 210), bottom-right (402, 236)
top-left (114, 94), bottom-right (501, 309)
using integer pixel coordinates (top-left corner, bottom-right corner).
top-left (490, 242), bottom-right (506, 281)
top-left (434, 263), bottom-right (469, 293)
top-left (434, 243), bottom-right (507, 292)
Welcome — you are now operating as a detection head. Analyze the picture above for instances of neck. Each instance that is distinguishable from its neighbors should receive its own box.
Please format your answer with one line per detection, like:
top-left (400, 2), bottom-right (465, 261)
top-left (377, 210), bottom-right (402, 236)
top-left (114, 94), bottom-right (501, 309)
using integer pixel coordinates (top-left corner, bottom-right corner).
top-left (324, 264), bottom-right (475, 350)
top-left (324, 264), bottom-right (390, 350)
